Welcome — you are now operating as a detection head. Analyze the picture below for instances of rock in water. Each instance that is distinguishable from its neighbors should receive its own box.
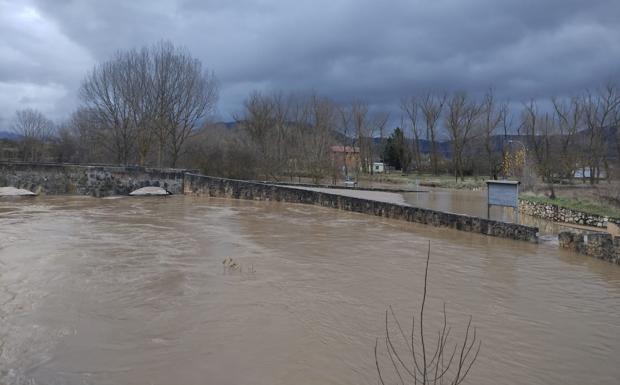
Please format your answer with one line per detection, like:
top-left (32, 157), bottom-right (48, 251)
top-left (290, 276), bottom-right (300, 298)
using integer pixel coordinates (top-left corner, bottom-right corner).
top-left (129, 187), bottom-right (171, 196)
top-left (0, 187), bottom-right (37, 196)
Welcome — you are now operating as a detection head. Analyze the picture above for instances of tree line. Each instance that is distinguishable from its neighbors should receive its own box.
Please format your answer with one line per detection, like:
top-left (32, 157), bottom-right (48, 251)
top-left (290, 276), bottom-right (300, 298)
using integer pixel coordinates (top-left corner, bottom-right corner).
top-left (388, 87), bottom-right (620, 189)
top-left (4, 41), bottom-right (620, 187)
top-left (5, 41), bottom-right (217, 168)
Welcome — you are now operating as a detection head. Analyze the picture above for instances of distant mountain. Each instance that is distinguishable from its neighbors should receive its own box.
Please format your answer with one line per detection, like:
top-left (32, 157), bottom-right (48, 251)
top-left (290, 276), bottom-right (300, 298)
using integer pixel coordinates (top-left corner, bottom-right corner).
top-left (0, 131), bottom-right (20, 140)
top-left (211, 122), bottom-right (619, 160)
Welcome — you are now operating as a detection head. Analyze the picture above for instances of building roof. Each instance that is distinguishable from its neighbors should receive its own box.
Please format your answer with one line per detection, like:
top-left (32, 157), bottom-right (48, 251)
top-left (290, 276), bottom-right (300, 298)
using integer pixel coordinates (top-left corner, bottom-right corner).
top-left (486, 180), bottom-right (520, 185)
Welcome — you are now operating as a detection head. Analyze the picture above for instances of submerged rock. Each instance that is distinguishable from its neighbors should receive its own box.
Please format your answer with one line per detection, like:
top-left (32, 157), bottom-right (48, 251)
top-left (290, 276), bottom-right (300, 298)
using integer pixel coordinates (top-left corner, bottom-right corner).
top-left (0, 186), bottom-right (37, 196)
top-left (129, 186), bottom-right (171, 196)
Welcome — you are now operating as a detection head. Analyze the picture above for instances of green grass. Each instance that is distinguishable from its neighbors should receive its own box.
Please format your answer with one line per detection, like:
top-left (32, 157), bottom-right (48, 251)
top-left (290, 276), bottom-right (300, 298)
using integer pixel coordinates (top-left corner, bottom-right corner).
top-left (520, 194), bottom-right (620, 219)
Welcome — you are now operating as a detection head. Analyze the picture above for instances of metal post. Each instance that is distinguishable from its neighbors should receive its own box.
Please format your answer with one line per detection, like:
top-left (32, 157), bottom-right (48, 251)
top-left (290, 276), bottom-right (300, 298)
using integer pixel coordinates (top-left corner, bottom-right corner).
top-left (515, 183), bottom-right (519, 224)
top-left (487, 185), bottom-right (490, 219)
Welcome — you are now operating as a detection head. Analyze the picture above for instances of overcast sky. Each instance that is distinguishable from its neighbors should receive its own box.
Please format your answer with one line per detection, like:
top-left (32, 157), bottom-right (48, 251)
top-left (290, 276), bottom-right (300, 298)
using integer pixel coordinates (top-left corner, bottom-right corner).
top-left (1, 0), bottom-right (619, 130)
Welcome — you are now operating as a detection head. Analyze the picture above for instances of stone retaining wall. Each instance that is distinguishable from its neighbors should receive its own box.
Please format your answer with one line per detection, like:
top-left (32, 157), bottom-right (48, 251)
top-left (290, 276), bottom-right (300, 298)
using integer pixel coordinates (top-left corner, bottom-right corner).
top-left (559, 231), bottom-right (620, 264)
top-left (268, 181), bottom-right (426, 193)
top-left (0, 162), bottom-right (191, 197)
top-left (519, 199), bottom-right (620, 228)
top-left (184, 173), bottom-right (539, 242)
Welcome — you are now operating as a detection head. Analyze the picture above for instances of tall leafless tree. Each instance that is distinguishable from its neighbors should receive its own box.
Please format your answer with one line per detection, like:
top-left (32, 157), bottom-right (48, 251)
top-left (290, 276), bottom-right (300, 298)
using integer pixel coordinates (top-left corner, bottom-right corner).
top-left (370, 111), bottom-right (390, 173)
top-left (420, 93), bottom-right (446, 175)
top-left (237, 91), bottom-right (291, 180)
top-left (551, 96), bottom-right (583, 181)
top-left (11, 108), bottom-right (55, 162)
top-left (80, 41), bottom-right (217, 166)
top-left (401, 96), bottom-right (423, 170)
top-left (521, 100), bottom-right (559, 198)
top-left (581, 83), bottom-right (620, 184)
top-left (81, 51), bottom-right (141, 164)
top-left (337, 104), bottom-right (355, 179)
top-left (296, 94), bottom-right (336, 183)
top-left (480, 90), bottom-right (505, 179)
top-left (152, 42), bottom-right (218, 167)
top-left (351, 101), bottom-right (372, 175)
top-left (445, 92), bottom-right (482, 182)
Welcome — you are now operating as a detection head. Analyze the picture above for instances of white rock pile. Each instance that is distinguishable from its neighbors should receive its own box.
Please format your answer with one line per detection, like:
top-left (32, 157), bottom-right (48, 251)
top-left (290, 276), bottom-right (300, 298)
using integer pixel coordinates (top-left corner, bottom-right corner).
top-left (129, 186), bottom-right (171, 196)
top-left (0, 187), bottom-right (37, 196)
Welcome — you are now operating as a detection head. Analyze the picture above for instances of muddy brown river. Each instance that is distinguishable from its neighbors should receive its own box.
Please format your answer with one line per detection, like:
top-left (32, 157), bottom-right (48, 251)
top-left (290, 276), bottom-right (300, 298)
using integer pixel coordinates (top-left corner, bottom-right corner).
top-left (1, 196), bottom-right (619, 385)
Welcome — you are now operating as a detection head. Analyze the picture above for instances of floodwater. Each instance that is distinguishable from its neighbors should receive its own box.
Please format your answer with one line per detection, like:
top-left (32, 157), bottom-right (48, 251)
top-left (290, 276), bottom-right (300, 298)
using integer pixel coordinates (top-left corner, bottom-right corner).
top-left (403, 189), bottom-right (584, 235)
top-left (290, 186), bottom-right (566, 235)
top-left (1, 196), bottom-right (619, 385)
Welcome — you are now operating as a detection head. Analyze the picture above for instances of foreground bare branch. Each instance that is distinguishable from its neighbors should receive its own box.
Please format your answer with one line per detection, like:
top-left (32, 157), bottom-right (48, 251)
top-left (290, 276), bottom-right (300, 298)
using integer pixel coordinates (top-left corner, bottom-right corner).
top-left (375, 242), bottom-right (481, 385)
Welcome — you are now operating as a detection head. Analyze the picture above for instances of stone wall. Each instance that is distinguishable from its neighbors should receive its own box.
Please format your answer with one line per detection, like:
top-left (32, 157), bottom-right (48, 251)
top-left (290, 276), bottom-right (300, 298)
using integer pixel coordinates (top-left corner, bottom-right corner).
top-left (0, 162), bottom-right (191, 197)
top-left (558, 231), bottom-right (620, 264)
top-left (268, 181), bottom-right (424, 193)
top-left (184, 173), bottom-right (539, 242)
top-left (519, 199), bottom-right (620, 228)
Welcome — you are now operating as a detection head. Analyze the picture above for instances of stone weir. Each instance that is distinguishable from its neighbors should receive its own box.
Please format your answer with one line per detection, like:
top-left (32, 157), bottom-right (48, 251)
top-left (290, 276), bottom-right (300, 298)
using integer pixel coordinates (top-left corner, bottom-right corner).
top-left (184, 173), bottom-right (539, 242)
top-left (559, 231), bottom-right (620, 264)
top-left (0, 162), bottom-right (192, 197)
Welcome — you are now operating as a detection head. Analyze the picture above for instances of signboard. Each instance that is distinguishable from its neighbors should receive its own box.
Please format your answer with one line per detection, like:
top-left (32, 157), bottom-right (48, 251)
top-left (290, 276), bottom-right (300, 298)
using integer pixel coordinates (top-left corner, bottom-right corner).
top-left (488, 181), bottom-right (519, 207)
top-left (486, 180), bottom-right (519, 222)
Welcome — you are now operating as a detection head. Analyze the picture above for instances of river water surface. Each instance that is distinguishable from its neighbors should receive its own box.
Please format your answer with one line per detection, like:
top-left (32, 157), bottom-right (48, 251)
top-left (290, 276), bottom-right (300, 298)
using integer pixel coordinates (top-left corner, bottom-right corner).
top-left (1, 196), bottom-right (619, 385)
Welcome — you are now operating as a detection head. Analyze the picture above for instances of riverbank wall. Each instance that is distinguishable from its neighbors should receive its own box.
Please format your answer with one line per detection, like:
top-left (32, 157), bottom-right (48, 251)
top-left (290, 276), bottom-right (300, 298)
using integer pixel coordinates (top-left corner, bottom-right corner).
top-left (559, 231), bottom-right (620, 264)
top-left (0, 162), bottom-right (190, 197)
top-left (266, 181), bottom-right (426, 193)
top-left (184, 173), bottom-right (539, 242)
top-left (520, 199), bottom-right (620, 228)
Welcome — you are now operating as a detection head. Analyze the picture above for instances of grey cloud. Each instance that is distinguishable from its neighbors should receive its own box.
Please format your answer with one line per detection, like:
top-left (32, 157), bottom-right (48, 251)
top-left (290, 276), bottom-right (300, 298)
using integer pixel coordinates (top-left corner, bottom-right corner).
top-left (1, 0), bottom-right (619, 129)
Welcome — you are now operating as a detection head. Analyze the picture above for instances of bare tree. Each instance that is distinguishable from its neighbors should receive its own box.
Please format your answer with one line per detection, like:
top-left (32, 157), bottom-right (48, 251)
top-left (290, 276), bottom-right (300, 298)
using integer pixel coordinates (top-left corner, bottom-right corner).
top-left (297, 94), bottom-right (336, 183)
top-left (237, 91), bottom-right (291, 180)
top-left (338, 104), bottom-right (355, 179)
top-left (480, 90), bottom-right (505, 179)
top-left (185, 122), bottom-right (257, 179)
top-left (80, 41), bottom-right (217, 167)
top-left (445, 92), bottom-right (482, 182)
top-left (65, 107), bottom-right (107, 163)
top-left (11, 108), bottom-right (55, 162)
top-left (339, 101), bottom-right (388, 176)
top-left (375, 243), bottom-right (481, 385)
top-left (238, 91), bottom-right (277, 179)
top-left (80, 51), bottom-right (140, 164)
top-left (336, 101), bottom-right (372, 177)
top-left (420, 93), bottom-right (446, 175)
top-left (551, 96), bottom-right (583, 181)
top-left (521, 100), bottom-right (559, 198)
top-left (351, 101), bottom-right (372, 175)
top-left (370, 111), bottom-right (390, 173)
top-left (581, 83), bottom-right (620, 184)
top-left (124, 48), bottom-right (155, 165)
top-left (152, 42), bottom-right (218, 167)
top-left (401, 96), bottom-right (422, 170)
top-left (499, 104), bottom-right (514, 178)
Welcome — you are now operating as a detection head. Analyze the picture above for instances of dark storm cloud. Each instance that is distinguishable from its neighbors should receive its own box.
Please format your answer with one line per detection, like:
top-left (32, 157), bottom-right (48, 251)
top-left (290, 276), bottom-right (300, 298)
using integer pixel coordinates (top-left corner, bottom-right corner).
top-left (1, 0), bottom-right (619, 128)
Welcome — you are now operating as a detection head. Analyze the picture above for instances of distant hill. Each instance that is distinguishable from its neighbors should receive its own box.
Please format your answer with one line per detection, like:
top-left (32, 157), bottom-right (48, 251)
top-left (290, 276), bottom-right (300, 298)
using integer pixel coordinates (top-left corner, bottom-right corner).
top-left (211, 122), bottom-right (619, 160)
top-left (375, 127), bottom-right (619, 159)
top-left (0, 131), bottom-right (20, 140)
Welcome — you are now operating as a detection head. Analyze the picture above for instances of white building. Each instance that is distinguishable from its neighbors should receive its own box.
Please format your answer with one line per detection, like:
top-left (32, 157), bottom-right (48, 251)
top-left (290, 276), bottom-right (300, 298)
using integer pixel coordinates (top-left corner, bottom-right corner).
top-left (371, 162), bottom-right (385, 173)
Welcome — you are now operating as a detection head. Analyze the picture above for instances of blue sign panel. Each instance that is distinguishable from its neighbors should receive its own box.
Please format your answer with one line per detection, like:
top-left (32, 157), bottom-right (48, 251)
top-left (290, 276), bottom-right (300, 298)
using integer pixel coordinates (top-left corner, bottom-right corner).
top-left (487, 181), bottom-right (518, 208)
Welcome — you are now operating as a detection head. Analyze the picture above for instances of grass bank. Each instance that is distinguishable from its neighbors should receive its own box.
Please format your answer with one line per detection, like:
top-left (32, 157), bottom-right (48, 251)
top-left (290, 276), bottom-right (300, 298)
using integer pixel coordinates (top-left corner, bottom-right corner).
top-left (520, 194), bottom-right (620, 219)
